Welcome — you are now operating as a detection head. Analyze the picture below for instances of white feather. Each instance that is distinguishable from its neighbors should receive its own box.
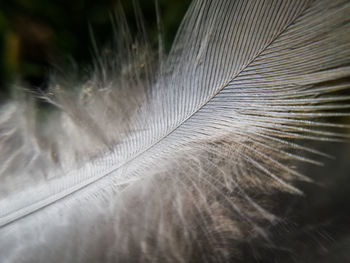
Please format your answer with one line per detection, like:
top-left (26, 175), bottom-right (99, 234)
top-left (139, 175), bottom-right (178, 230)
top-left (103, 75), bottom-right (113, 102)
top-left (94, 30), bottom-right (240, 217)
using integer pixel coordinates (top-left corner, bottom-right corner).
top-left (0, 0), bottom-right (350, 262)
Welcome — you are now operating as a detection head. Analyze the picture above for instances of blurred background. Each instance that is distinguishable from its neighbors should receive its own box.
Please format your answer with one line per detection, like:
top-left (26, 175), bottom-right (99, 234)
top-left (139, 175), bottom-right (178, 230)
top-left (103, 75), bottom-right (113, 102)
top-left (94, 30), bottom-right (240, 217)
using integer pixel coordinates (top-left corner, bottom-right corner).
top-left (0, 0), bottom-right (190, 99)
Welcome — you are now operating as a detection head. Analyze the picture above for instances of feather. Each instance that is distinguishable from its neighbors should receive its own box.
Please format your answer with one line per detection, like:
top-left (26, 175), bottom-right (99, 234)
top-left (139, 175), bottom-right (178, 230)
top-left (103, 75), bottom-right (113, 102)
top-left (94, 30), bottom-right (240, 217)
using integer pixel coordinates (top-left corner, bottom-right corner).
top-left (0, 0), bottom-right (350, 262)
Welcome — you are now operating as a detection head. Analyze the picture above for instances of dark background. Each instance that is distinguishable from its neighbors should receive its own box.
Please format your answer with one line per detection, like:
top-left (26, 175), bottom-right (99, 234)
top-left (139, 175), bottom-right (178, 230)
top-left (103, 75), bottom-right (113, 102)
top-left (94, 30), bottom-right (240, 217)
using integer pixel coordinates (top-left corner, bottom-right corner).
top-left (0, 0), bottom-right (190, 99)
